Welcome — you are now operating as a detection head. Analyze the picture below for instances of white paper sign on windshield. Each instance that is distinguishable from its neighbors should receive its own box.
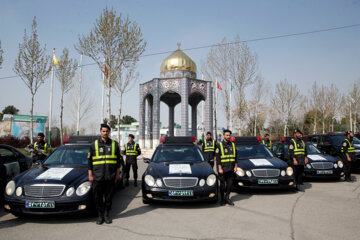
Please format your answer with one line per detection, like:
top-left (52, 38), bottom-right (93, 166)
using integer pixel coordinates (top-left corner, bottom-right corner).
top-left (308, 155), bottom-right (326, 161)
top-left (36, 168), bottom-right (73, 180)
top-left (169, 164), bottom-right (192, 174)
top-left (249, 159), bottom-right (273, 166)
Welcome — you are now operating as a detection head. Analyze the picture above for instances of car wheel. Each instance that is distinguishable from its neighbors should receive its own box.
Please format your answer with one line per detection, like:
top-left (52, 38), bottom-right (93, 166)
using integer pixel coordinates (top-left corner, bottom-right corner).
top-left (142, 198), bottom-right (150, 204)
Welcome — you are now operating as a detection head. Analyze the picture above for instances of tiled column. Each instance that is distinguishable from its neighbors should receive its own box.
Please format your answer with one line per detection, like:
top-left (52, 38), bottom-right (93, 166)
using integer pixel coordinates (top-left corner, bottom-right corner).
top-left (181, 78), bottom-right (189, 136)
top-left (191, 104), bottom-right (197, 138)
top-left (152, 79), bottom-right (161, 147)
top-left (168, 105), bottom-right (175, 136)
top-left (139, 88), bottom-right (145, 149)
top-left (205, 81), bottom-right (214, 136)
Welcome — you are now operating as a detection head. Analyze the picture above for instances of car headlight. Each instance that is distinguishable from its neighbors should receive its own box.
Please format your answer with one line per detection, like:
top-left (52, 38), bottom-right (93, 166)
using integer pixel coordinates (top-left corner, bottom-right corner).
top-left (286, 167), bottom-right (294, 176)
top-left (199, 179), bottom-right (205, 187)
top-left (236, 168), bottom-right (245, 177)
top-left (76, 182), bottom-right (92, 196)
top-left (281, 170), bottom-right (286, 176)
top-left (156, 179), bottom-right (163, 187)
top-left (338, 161), bottom-right (343, 168)
top-left (206, 174), bottom-right (216, 186)
top-left (66, 187), bottom-right (75, 197)
top-left (334, 163), bottom-right (338, 168)
top-left (16, 187), bottom-right (23, 197)
top-left (5, 181), bottom-right (15, 196)
top-left (144, 175), bottom-right (155, 187)
top-left (246, 171), bottom-right (252, 177)
top-left (306, 164), bottom-right (312, 169)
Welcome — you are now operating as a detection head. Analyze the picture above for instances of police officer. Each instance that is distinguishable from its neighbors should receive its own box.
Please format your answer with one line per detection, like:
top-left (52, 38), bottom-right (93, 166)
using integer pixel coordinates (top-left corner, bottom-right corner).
top-left (341, 131), bottom-right (355, 182)
top-left (124, 134), bottom-right (141, 187)
top-left (28, 132), bottom-right (48, 163)
top-left (289, 129), bottom-right (308, 191)
top-left (88, 124), bottom-right (123, 225)
top-left (262, 133), bottom-right (272, 151)
top-left (202, 132), bottom-right (216, 168)
top-left (216, 129), bottom-right (237, 206)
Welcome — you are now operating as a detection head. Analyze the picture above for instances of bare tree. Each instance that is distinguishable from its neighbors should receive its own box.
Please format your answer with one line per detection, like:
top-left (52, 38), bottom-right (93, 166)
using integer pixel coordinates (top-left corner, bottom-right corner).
top-left (327, 84), bottom-right (340, 132)
top-left (55, 48), bottom-right (78, 144)
top-left (13, 17), bottom-right (51, 143)
top-left (113, 61), bottom-right (139, 141)
top-left (271, 79), bottom-right (302, 136)
top-left (75, 8), bottom-right (146, 124)
top-left (0, 40), bottom-right (3, 68)
top-left (308, 82), bottom-right (321, 134)
top-left (348, 80), bottom-right (360, 132)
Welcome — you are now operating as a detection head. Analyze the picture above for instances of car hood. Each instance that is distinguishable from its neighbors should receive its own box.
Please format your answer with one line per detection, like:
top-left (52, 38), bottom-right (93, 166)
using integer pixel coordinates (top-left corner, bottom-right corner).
top-left (15, 164), bottom-right (89, 187)
top-left (145, 161), bottom-right (214, 178)
top-left (237, 157), bottom-right (288, 170)
top-left (307, 154), bottom-right (337, 163)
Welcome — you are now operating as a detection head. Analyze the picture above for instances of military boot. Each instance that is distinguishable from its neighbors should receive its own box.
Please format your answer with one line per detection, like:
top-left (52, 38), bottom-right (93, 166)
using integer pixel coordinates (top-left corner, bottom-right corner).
top-left (225, 194), bottom-right (234, 206)
top-left (104, 210), bottom-right (112, 224)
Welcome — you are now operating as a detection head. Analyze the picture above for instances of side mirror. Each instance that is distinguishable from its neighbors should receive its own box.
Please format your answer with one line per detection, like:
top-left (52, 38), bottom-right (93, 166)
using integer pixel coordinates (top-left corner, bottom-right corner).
top-left (143, 158), bottom-right (151, 163)
top-left (276, 152), bottom-right (284, 159)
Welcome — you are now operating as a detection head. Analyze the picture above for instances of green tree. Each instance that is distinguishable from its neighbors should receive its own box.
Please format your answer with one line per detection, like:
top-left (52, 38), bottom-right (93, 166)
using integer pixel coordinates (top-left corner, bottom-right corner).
top-left (120, 115), bottom-right (137, 124)
top-left (0, 105), bottom-right (19, 120)
top-left (13, 17), bottom-right (51, 143)
top-left (103, 114), bottom-right (118, 129)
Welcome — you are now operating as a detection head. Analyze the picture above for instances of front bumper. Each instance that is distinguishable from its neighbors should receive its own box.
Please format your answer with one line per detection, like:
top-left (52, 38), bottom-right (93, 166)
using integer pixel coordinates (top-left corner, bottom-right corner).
top-left (142, 185), bottom-right (218, 203)
top-left (3, 194), bottom-right (93, 215)
top-left (304, 168), bottom-right (343, 178)
top-left (233, 176), bottom-right (295, 189)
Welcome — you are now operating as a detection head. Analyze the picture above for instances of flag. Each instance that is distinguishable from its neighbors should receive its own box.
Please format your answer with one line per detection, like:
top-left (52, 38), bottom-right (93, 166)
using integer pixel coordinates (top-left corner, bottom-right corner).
top-left (217, 81), bottom-right (222, 90)
top-left (104, 64), bottom-right (109, 78)
top-left (53, 53), bottom-right (60, 66)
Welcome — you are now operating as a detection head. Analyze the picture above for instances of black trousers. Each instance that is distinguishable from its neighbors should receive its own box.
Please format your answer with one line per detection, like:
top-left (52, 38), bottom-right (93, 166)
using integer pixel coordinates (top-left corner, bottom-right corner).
top-left (294, 165), bottom-right (304, 185)
top-left (219, 171), bottom-right (235, 199)
top-left (343, 159), bottom-right (352, 179)
top-left (125, 160), bottom-right (138, 180)
top-left (92, 180), bottom-right (115, 216)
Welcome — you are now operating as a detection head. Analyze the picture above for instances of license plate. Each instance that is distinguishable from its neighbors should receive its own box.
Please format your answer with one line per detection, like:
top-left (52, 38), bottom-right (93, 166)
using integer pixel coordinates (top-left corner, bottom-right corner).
top-left (258, 179), bottom-right (279, 185)
top-left (168, 190), bottom-right (194, 197)
top-left (25, 200), bottom-right (55, 209)
top-left (317, 170), bottom-right (333, 175)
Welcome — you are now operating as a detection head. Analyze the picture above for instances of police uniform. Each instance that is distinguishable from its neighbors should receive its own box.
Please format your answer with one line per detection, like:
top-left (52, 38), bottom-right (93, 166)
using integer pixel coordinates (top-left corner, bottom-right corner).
top-left (31, 141), bottom-right (48, 162)
top-left (124, 141), bottom-right (141, 186)
top-left (289, 137), bottom-right (307, 188)
top-left (341, 137), bottom-right (355, 181)
top-left (215, 140), bottom-right (236, 205)
top-left (202, 138), bottom-right (216, 168)
top-left (262, 139), bottom-right (273, 151)
top-left (88, 137), bottom-right (122, 222)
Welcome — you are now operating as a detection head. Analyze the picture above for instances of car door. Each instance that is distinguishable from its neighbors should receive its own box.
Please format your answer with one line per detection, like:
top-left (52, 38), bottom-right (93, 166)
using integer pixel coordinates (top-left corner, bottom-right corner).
top-left (0, 147), bottom-right (21, 181)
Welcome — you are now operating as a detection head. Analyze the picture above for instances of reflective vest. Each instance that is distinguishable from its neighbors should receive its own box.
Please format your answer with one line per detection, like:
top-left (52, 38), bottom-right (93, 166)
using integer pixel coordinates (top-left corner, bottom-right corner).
top-left (219, 142), bottom-right (236, 163)
top-left (92, 140), bottom-right (117, 165)
top-left (204, 139), bottom-right (215, 152)
top-left (341, 139), bottom-right (355, 153)
top-left (34, 142), bottom-right (48, 153)
top-left (262, 140), bottom-right (272, 150)
top-left (126, 142), bottom-right (138, 156)
top-left (291, 138), bottom-right (305, 155)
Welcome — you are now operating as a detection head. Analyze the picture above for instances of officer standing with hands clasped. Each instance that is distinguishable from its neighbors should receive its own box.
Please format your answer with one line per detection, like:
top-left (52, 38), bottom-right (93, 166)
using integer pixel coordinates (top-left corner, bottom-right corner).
top-left (124, 134), bottom-right (141, 187)
top-left (203, 132), bottom-right (216, 168)
top-left (216, 129), bottom-right (237, 206)
top-left (88, 124), bottom-right (123, 225)
top-left (262, 133), bottom-right (272, 151)
top-left (341, 131), bottom-right (355, 182)
top-left (289, 129), bottom-right (308, 191)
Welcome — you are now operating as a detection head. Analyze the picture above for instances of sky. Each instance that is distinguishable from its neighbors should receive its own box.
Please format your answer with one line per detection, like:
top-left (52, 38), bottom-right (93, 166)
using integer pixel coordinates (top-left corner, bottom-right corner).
top-left (0, 0), bottom-right (360, 133)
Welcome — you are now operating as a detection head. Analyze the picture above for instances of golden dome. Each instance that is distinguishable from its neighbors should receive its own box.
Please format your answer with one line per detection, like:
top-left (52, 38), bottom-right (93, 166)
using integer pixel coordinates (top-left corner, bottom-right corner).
top-left (160, 43), bottom-right (197, 73)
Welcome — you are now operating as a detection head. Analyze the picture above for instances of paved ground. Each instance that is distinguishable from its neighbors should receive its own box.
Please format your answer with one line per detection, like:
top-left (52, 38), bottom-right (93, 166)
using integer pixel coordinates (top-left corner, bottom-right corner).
top-left (1, 160), bottom-right (360, 240)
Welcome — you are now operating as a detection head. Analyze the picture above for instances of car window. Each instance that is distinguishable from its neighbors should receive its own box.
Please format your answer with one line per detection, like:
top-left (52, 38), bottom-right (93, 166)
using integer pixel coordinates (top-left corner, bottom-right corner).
top-left (306, 143), bottom-right (321, 154)
top-left (328, 136), bottom-right (346, 146)
top-left (153, 146), bottom-right (204, 163)
top-left (235, 144), bottom-right (274, 159)
top-left (44, 145), bottom-right (89, 165)
top-left (272, 144), bottom-right (279, 153)
top-left (311, 137), bottom-right (318, 144)
top-left (0, 148), bottom-right (15, 157)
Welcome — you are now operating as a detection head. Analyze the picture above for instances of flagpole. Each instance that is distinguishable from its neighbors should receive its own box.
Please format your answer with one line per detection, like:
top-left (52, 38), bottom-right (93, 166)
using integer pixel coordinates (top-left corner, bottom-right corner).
top-left (48, 48), bottom-right (55, 146)
top-left (101, 59), bottom-right (105, 124)
top-left (201, 73), bottom-right (205, 140)
top-left (215, 77), bottom-right (218, 139)
top-left (76, 54), bottom-right (83, 136)
top-left (229, 78), bottom-right (232, 131)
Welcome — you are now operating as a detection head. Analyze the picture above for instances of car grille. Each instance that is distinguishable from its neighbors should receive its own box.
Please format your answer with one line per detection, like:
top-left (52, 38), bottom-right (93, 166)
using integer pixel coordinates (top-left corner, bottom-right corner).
top-left (163, 177), bottom-right (198, 188)
top-left (24, 184), bottom-right (65, 198)
top-left (311, 162), bottom-right (333, 169)
top-left (252, 169), bottom-right (280, 177)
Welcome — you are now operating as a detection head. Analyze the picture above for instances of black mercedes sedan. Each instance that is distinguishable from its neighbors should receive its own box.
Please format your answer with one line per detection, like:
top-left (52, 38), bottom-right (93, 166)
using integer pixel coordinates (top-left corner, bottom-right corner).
top-left (142, 137), bottom-right (218, 204)
top-left (3, 136), bottom-right (123, 216)
top-left (233, 137), bottom-right (295, 189)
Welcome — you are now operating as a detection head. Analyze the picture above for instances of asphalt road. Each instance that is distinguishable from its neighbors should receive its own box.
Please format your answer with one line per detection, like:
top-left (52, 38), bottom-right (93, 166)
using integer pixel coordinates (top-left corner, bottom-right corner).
top-left (1, 160), bottom-right (360, 240)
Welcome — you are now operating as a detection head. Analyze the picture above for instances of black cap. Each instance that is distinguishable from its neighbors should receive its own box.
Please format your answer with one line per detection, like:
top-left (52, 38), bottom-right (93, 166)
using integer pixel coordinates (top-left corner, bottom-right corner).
top-left (264, 133), bottom-right (269, 137)
top-left (37, 132), bottom-right (44, 137)
top-left (294, 129), bottom-right (303, 135)
top-left (129, 134), bottom-right (135, 139)
top-left (100, 123), bottom-right (111, 130)
top-left (223, 129), bottom-right (232, 135)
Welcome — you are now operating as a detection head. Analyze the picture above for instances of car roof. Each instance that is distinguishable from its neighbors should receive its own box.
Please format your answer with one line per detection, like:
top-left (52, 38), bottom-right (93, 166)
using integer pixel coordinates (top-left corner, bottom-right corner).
top-left (233, 137), bottom-right (261, 145)
top-left (160, 136), bottom-right (196, 145)
top-left (64, 135), bottom-right (99, 144)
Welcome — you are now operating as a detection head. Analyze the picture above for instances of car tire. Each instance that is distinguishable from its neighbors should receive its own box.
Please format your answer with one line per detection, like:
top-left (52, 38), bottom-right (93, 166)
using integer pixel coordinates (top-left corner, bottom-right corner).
top-left (142, 198), bottom-right (150, 204)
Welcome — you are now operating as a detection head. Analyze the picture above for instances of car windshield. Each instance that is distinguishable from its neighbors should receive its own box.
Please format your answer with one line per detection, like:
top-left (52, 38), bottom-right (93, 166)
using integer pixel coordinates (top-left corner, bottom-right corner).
top-left (236, 144), bottom-right (274, 159)
top-left (44, 145), bottom-right (89, 166)
top-left (306, 143), bottom-right (321, 154)
top-left (329, 136), bottom-right (360, 146)
top-left (152, 146), bottom-right (204, 163)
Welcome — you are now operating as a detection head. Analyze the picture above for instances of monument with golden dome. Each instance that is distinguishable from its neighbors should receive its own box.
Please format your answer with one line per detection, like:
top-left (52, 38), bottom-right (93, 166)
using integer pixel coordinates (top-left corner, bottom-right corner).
top-left (139, 44), bottom-right (213, 149)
